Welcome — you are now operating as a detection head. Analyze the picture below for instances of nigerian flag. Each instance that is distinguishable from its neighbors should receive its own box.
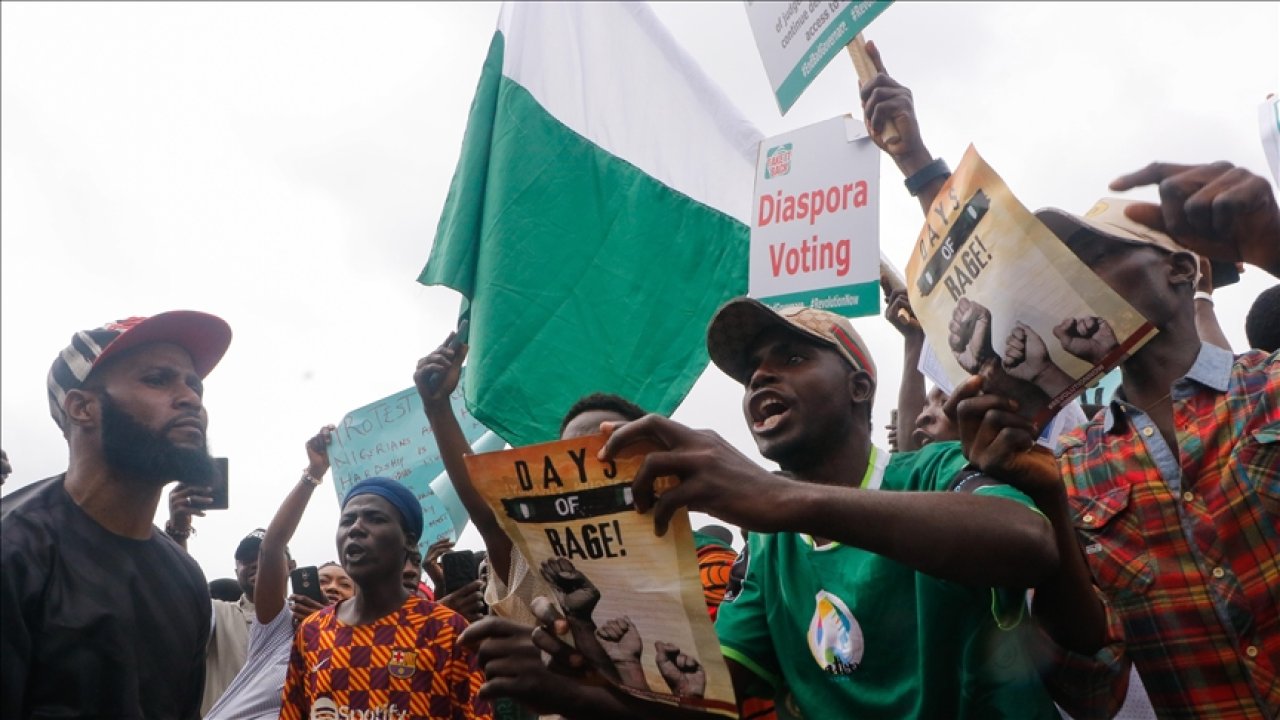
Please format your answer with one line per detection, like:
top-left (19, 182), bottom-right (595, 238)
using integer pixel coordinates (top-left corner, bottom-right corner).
top-left (420, 2), bottom-right (761, 447)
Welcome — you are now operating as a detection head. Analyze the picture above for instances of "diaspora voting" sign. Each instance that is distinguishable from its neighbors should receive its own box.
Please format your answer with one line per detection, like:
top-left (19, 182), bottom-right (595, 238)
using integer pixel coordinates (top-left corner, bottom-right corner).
top-left (749, 115), bottom-right (880, 317)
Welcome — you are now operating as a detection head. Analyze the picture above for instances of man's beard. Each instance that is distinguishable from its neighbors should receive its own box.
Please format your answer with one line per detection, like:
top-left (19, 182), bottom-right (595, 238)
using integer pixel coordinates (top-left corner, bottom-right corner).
top-left (100, 392), bottom-right (215, 486)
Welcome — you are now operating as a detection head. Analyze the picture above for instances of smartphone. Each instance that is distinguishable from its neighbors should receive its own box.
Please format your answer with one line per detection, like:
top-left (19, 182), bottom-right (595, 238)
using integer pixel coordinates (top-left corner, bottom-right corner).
top-left (1209, 259), bottom-right (1240, 289)
top-left (290, 566), bottom-right (326, 604)
top-left (207, 457), bottom-right (229, 510)
top-left (441, 550), bottom-right (478, 595)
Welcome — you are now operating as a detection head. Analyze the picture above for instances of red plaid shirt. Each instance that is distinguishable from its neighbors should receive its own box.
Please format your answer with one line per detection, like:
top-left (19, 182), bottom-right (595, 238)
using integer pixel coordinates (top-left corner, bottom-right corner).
top-left (1046, 345), bottom-right (1279, 720)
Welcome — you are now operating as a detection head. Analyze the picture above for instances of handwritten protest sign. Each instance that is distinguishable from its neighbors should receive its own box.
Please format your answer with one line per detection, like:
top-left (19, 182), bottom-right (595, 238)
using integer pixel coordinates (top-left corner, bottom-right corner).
top-left (328, 385), bottom-right (490, 545)
top-left (465, 435), bottom-right (736, 717)
top-left (906, 146), bottom-right (1157, 428)
top-left (745, 0), bottom-right (893, 114)
top-left (750, 115), bottom-right (880, 317)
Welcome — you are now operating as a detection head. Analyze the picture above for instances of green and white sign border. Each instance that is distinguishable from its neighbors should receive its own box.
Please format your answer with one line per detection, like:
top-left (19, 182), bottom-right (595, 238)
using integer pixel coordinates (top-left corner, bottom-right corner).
top-left (759, 279), bottom-right (879, 319)
top-left (775, 1), bottom-right (892, 114)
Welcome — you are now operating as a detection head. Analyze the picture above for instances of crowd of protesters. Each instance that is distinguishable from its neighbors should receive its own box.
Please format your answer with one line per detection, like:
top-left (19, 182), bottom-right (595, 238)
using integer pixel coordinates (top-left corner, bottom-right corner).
top-left (2, 43), bottom-right (1278, 720)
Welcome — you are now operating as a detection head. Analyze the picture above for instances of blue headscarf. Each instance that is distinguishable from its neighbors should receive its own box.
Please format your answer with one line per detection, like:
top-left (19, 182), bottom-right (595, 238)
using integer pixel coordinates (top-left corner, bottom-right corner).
top-left (340, 477), bottom-right (424, 541)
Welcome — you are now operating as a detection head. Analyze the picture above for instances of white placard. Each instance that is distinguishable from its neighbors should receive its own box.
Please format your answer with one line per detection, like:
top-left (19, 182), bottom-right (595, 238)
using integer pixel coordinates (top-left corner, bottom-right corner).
top-left (749, 115), bottom-right (880, 317)
top-left (744, 1), bottom-right (893, 114)
top-left (1260, 95), bottom-right (1280, 187)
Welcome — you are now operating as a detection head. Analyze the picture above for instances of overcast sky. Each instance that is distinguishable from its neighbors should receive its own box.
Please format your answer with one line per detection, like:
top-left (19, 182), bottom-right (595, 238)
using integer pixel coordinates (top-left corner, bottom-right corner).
top-left (3, 2), bottom-right (1277, 581)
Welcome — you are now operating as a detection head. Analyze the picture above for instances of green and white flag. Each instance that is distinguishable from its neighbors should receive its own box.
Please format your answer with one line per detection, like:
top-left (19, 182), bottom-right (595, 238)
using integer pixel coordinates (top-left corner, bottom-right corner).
top-left (421, 2), bottom-right (761, 447)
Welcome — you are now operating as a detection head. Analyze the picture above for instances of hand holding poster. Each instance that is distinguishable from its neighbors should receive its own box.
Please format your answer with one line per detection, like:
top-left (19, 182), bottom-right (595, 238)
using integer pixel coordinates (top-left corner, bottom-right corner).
top-left (905, 146), bottom-right (1157, 427)
top-left (328, 385), bottom-right (490, 545)
top-left (750, 116), bottom-right (880, 317)
top-left (744, 1), bottom-right (893, 113)
top-left (464, 435), bottom-right (736, 717)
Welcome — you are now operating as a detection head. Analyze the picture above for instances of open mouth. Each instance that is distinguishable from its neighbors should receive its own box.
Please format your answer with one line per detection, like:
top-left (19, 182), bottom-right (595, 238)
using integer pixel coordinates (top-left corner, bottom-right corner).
top-left (749, 392), bottom-right (791, 434)
top-left (911, 429), bottom-right (934, 448)
top-left (343, 543), bottom-right (368, 564)
top-left (323, 590), bottom-right (341, 604)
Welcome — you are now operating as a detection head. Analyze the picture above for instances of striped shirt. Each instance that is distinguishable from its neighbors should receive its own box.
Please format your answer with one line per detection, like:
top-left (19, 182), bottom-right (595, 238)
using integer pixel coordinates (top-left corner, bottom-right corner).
top-left (693, 532), bottom-right (737, 622)
top-left (280, 595), bottom-right (491, 720)
top-left (1047, 344), bottom-right (1279, 720)
top-left (204, 604), bottom-right (294, 720)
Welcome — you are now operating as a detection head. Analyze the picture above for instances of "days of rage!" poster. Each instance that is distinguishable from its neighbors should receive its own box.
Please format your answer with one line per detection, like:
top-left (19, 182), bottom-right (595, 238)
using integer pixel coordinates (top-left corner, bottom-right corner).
top-left (906, 145), bottom-right (1156, 427)
top-left (465, 435), bottom-right (737, 717)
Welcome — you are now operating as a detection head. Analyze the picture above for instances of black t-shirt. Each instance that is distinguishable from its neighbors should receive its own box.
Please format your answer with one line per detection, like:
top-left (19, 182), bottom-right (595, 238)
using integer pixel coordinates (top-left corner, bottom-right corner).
top-left (1, 475), bottom-right (211, 719)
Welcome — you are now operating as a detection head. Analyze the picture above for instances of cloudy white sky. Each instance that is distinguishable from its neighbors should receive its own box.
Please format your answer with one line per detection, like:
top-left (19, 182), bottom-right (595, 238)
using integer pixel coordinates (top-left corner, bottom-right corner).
top-left (3, 2), bottom-right (1277, 581)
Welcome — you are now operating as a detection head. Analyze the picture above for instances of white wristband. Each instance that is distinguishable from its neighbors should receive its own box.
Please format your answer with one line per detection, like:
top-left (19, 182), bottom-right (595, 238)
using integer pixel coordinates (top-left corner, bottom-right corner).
top-left (1194, 291), bottom-right (1214, 304)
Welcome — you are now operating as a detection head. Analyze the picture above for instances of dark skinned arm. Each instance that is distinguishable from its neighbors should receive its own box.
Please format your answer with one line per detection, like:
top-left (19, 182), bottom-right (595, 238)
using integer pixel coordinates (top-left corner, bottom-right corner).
top-left (1111, 161), bottom-right (1280, 279)
top-left (600, 416), bottom-right (1058, 589)
top-left (1194, 257), bottom-right (1232, 351)
top-left (947, 376), bottom-right (1106, 653)
top-left (860, 41), bottom-right (947, 215)
top-left (415, 336), bottom-right (514, 588)
top-left (165, 483), bottom-right (212, 551)
top-left (884, 285), bottom-right (927, 452)
top-left (255, 425), bottom-right (334, 624)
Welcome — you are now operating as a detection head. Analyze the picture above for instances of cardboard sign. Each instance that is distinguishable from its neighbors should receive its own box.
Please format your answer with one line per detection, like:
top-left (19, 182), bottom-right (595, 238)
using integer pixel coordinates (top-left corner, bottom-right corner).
top-left (465, 435), bottom-right (737, 717)
top-left (905, 146), bottom-right (1157, 428)
top-left (750, 115), bottom-right (880, 317)
top-left (328, 385), bottom-right (490, 544)
top-left (744, 0), bottom-right (893, 114)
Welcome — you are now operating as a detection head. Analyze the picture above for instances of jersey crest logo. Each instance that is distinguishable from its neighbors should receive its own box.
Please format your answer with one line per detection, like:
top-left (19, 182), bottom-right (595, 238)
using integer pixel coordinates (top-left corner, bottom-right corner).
top-left (807, 590), bottom-right (864, 676)
top-left (388, 648), bottom-right (417, 679)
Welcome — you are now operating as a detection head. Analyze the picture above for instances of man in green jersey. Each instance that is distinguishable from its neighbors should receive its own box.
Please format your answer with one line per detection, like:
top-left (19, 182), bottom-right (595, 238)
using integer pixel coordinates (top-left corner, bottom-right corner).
top-left (463, 298), bottom-right (1066, 719)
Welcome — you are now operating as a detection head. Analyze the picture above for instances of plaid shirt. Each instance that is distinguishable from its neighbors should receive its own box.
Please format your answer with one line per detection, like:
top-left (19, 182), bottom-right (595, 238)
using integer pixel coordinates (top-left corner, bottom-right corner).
top-left (1046, 344), bottom-right (1279, 720)
top-left (280, 595), bottom-right (491, 720)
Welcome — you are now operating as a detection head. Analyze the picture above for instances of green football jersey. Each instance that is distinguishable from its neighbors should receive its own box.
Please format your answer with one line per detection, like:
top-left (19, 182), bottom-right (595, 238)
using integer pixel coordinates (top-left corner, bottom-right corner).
top-left (716, 442), bottom-right (1057, 719)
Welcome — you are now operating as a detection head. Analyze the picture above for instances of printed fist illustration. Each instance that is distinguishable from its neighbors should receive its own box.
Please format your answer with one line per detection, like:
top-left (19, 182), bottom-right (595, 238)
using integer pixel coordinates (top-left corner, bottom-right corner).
top-left (949, 298), bottom-right (997, 374)
top-left (655, 641), bottom-right (706, 699)
top-left (540, 558), bottom-right (601, 621)
top-left (1003, 323), bottom-right (1052, 382)
top-left (1053, 316), bottom-right (1119, 365)
top-left (595, 616), bottom-right (643, 666)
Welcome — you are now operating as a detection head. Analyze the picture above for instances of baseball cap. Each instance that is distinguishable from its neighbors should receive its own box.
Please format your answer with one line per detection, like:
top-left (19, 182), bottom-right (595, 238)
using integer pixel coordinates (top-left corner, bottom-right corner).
top-left (234, 528), bottom-right (290, 563)
top-left (1035, 198), bottom-right (1192, 255)
top-left (235, 529), bottom-right (267, 563)
top-left (707, 297), bottom-right (877, 386)
top-left (47, 311), bottom-right (232, 431)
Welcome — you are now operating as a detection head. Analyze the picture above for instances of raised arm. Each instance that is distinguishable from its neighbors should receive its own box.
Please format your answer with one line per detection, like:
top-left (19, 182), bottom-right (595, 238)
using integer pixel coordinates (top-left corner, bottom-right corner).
top-left (255, 425), bottom-right (334, 623)
top-left (415, 335), bottom-right (515, 588)
top-left (860, 41), bottom-right (948, 215)
top-left (1110, 161), bottom-right (1280, 278)
top-left (1194, 257), bottom-right (1233, 351)
top-left (601, 416), bottom-right (1057, 589)
top-left (163, 482), bottom-right (213, 550)
top-left (884, 283), bottom-right (927, 452)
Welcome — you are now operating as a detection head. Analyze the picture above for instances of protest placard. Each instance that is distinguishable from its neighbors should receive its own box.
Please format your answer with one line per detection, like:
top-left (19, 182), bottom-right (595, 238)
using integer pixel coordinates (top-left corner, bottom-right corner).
top-left (465, 435), bottom-right (736, 718)
top-left (1261, 94), bottom-right (1280, 187)
top-left (905, 146), bottom-right (1157, 427)
top-left (744, 1), bottom-right (893, 114)
top-left (328, 385), bottom-right (490, 545)
top-left (750, 115), bottom-right (880, 317)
